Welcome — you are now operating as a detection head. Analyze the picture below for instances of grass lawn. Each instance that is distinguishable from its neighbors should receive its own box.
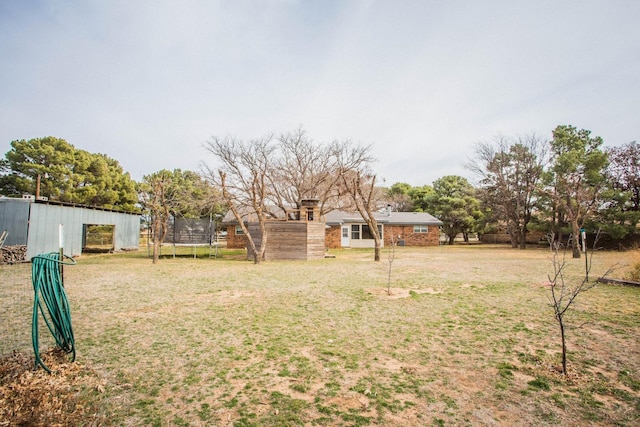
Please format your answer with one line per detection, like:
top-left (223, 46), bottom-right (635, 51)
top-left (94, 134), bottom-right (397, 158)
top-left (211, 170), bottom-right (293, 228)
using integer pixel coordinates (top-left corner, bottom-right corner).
top-left (2, 245), bottom-right (640, 426)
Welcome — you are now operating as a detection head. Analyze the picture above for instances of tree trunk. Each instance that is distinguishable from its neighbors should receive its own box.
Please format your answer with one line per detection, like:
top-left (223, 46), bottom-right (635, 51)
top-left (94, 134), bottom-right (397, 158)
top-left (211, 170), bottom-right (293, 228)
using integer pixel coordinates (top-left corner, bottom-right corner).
top-left (374, 237), bottom-right (381, 261)
top-left (255, 242), bottom-right (266, 264)
top-left (507, 222), bottom-right (518, 248)
top-left (257, 220), bottom-right (268, 263)
top-left (518, 227), bottom-right (527, 249)
top-left (152, 217), bottom-right (164, 264)
top-left (510, 236), bottom-right (518, 248)
top-left (248, 238), bottom-right (261, 264)
top-left (152, 237), bottom-right (160, 264)
top-left (448, 234), bottom-right (455, 245)
top-left (560, 316), bottom-right (568, 375)
top-left (571, 220), bottom-right (581, 259)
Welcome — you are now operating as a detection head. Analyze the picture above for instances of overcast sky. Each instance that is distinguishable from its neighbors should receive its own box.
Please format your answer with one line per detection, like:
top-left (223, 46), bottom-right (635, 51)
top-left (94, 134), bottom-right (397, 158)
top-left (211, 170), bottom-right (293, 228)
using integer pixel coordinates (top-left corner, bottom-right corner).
top-left (1, 0), bottom-right (639, 186)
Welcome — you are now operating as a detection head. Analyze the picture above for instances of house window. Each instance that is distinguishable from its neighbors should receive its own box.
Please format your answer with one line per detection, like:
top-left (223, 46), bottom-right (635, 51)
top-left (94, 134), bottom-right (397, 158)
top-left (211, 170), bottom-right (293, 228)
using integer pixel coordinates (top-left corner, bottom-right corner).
top-left (351, 224), bottom-right (383, 240)
top-left (351, 224), bottom-right (360, 240)
top-left (362, 225), bottom-right (374, 240)
top-left (414, 225), bottom-right (428, 233)
top-left (235, 225), bottom-right (244, 235)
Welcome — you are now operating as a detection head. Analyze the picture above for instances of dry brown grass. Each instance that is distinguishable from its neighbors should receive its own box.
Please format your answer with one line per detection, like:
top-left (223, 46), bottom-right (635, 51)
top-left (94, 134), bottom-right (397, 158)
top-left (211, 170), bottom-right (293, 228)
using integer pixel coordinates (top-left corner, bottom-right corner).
top-left (2, 245), bottom-right (639, 426)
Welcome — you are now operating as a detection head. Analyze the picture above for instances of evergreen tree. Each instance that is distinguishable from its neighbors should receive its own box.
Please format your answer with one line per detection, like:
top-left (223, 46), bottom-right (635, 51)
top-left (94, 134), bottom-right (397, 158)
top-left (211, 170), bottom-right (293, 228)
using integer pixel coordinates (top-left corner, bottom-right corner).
top-left (426, 175), bottom-right (482, 244)
top-left (544, 126), bottom-right (608, 258)
top-left (0, 137), bottom-right (138, 211)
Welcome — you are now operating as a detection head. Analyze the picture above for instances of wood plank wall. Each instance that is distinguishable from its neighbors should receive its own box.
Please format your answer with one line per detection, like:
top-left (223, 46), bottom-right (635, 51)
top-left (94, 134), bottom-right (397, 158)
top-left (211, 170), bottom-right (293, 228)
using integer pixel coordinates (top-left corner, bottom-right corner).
top-left (247, 221), bottom-right (325, 260)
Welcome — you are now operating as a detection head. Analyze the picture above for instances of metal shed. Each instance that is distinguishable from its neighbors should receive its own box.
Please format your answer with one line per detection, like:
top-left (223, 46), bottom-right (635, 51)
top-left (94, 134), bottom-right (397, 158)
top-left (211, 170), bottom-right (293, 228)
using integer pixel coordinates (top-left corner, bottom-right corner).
top-left (0, 196), bottom-right (141, 260)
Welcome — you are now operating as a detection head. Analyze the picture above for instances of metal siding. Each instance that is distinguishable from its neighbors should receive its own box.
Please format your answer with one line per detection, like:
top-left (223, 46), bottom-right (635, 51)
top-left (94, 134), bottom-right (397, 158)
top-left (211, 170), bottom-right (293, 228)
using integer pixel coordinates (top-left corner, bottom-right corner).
top-left (25, 203), bottom-right (140, 259)
top-left (68, 205), bottom-right (84, 255)
top-left (119, 213), bottom-right (141, 249)
top-left (0, 199), bottom-right (30, 245)
top-left (78, 207), bottom-right (140, 252)
top-left (27, 204), bottom-right (62, 258)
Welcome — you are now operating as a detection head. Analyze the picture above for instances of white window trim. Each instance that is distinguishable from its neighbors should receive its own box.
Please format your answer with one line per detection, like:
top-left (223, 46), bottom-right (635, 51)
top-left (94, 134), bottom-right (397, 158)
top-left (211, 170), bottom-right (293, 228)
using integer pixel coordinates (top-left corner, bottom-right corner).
top-left (350, 224), bottom-right (383, 240)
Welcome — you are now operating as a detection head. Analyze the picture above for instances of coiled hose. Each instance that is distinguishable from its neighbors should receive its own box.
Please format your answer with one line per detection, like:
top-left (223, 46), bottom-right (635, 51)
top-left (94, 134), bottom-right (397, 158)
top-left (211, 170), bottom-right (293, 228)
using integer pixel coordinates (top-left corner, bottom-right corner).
top-left (31, 252), bottom-right (76, 372)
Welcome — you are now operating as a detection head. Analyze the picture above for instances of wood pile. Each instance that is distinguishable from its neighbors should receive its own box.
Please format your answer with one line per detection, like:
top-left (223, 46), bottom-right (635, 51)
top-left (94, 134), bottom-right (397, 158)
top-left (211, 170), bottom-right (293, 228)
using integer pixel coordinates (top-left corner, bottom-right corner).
top-left (1, 245), bottom-right (27, 264)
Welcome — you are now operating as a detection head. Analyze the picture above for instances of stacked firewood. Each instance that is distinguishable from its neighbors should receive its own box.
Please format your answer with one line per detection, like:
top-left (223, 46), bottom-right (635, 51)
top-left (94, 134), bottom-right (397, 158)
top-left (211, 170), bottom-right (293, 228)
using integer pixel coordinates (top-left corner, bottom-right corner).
top-left (1, 245), bottom-right (27, 263)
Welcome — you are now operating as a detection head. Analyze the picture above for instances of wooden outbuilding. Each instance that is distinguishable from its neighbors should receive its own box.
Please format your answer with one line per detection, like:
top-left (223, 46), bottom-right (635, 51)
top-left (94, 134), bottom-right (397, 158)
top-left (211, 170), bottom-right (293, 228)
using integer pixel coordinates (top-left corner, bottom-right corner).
top-left (224, 199), bottom-right (326, 261)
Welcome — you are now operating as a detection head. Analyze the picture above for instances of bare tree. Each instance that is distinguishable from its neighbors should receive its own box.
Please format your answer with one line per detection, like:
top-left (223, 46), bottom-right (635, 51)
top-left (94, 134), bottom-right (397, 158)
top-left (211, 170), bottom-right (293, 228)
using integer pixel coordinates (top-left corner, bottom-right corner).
top-left (334, 141), bottom-right (382, 261)
top-left (204, 135), bottom-right (275, 264)
top-left (270, 128), bottom-right (374, 216)
top-left (387, 234), bottom-right (398, 295)
top-left (204, 130), bottom-right (377, 262)
top-left (343, 170), bottom-right (384, 261)
top-left (547, 235), bottom-right (613, 375)
top-left (469, 134), bottom-right (547, 249)
top-left (139, 171), bottom-right (172, 264)
top-left (270, 128), bottom-right (337, 216)
top-left (599, 141), bottom-right (640, 239)
top-left (606, 141), bottom-right (640, 212)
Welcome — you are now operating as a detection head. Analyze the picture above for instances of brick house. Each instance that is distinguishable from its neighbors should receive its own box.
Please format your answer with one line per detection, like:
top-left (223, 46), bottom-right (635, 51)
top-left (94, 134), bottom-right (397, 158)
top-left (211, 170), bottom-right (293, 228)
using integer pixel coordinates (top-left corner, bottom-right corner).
top-left (224, 208), bottom-right (443, 251)
top-left (324, 210), bottom-right (443, 249)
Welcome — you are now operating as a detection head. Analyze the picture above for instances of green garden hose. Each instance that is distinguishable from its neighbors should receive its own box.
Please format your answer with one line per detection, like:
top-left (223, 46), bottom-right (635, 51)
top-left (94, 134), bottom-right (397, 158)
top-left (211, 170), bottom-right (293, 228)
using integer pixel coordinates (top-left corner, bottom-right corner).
top-left (31, 252), bottom-right (76, 373)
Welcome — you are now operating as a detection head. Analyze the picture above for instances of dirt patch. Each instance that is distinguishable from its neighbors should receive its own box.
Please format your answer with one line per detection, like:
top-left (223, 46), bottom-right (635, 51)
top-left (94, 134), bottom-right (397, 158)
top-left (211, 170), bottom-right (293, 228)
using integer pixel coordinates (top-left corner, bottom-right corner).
top-left (366, 287), bottom-right (441, 299)
top-left (461, 282), bottom-right (485, 289)
top-left (325, 394), bottom-right (369, 409)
